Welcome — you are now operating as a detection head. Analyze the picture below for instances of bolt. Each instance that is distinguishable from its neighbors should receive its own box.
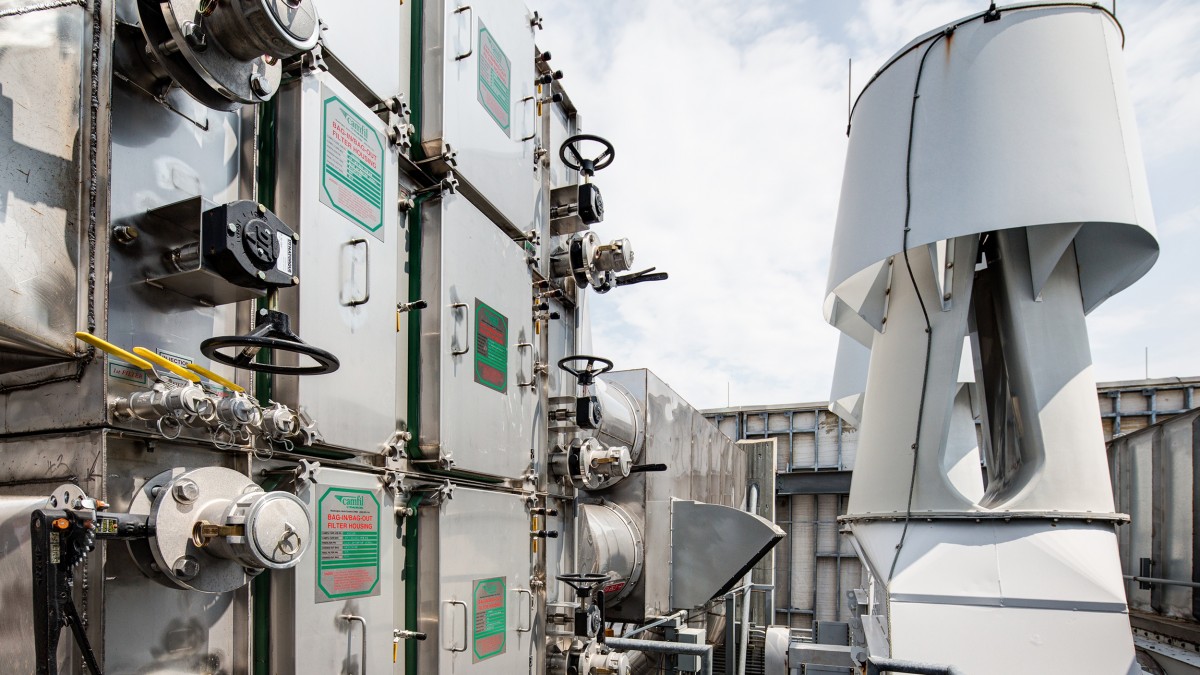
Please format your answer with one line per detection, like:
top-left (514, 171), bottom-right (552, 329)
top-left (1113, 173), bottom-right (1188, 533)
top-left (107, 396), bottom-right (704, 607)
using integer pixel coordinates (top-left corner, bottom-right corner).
top-left (182, 21), bottom-right (206, 51)
top-left (228, 222), bottom-right (238, 234)
top-left (172, 555), bottom-right (200, 580)
top-left (257, 271), bottom-right (267, 280)
top-left (172, 479), bottom-right (200, 504)
top-left (256, 246), bottom-right (266, 257)
top-left (250, 73), bottom-right (274, 98)
top-left (291, 232), bottom-right (300, 242)
top-left (112, 224), bottom-right (139, 245)
top-left (290, 275), bottom-right (300, 284)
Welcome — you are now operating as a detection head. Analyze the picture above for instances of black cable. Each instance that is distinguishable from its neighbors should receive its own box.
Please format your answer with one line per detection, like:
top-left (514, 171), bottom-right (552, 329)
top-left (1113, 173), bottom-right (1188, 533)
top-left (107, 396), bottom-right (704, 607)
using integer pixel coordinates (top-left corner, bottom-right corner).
top-left (887, 27), bottom-right (949, 584)
top-left (846, 2), bottom-right (1125, 136)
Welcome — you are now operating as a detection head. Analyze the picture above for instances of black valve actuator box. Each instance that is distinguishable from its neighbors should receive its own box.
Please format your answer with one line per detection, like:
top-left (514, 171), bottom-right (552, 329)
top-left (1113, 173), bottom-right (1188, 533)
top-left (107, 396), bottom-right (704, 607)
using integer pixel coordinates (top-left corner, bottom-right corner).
top-left (202, 201), bottom-right (298, 289)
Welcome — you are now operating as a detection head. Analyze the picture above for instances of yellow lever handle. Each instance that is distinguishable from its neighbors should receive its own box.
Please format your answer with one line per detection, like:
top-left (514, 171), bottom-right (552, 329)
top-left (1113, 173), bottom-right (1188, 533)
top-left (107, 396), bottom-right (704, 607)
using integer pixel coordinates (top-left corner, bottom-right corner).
top-left (74, 332), bottom-right (154, 371)
top-left (186, 362), bottom-right (245, 393)
top-left (132, 347), bottom-right (201, 383)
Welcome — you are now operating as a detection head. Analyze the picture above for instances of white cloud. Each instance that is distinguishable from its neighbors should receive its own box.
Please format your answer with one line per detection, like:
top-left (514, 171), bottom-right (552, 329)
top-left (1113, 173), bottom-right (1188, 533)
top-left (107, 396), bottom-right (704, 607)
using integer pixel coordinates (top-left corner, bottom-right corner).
top-left (1120, 0), bottom-right (1200, 163)
top-left (535, 1), bottom-right (1200, 408)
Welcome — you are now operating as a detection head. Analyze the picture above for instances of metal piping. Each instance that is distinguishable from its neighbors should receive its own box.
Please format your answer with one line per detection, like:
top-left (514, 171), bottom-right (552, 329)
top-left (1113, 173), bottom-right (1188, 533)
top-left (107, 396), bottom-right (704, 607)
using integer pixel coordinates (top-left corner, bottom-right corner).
top-left (1124, 575), bottom-right (1200, 590)
top-left (605, 637), bottom-right (714, 675)
top-left (724, 594), bottom-right (736, 675)
top-left (739, 484), bottom-right (758, 675)
top-left (867, 657), bottom-right (965, 675)
top-left (620, 609), bottom-right (688, 639)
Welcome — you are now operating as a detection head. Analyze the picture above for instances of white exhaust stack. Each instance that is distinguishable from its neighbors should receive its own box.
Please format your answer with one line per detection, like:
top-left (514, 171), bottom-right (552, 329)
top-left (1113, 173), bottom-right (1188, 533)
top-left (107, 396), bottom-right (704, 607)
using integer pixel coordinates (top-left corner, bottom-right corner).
top-left (824, 5), bottom-right (1157, 673)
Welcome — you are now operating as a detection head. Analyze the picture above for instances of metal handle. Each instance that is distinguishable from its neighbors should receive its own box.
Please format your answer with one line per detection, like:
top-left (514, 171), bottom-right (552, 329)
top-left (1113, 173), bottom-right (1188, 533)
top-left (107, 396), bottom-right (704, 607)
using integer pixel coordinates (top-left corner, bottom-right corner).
top-left (515, 588), bottom-right (534, 632)
top-left (516, 342), bottom-right (535, 388)
top-left (442, 600), bottom-right (468, 652)
top-left (454, 6), bottom-right (473, 61)
top-left (343, 614), bottom-right (368, 675)
top-left (521, 96), bottom-right (537, 142)
top-left (74, 332), bottom-right (154, 371)
top-left (450, 302), bottom-right (470, 356)
top-left (346, 238), bottom-right (371, 306)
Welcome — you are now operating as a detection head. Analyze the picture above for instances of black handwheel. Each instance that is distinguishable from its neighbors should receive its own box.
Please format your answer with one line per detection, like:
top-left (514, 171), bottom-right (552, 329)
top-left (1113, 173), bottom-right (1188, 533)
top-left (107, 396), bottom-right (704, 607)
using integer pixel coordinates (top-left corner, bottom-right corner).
top-left (558, 355), bottom-right (613, 386)
top-left (559, 134), bottom-right (615, 177)
top-left (201, 335), bottom-right (340, 375)
top-left (557, 573), bottom-right (610, 598)
top-left (201, 309), bottom-right (340, 376)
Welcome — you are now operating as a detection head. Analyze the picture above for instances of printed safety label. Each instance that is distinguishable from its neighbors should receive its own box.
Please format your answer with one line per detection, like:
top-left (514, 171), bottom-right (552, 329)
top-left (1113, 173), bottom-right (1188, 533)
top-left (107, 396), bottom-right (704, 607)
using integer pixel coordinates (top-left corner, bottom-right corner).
top-left (320, 90), bottom-right (386, 240)
top-left (476, 20), bottom-right (511, 134)
top-left (473, 299), bottom-right (508, 393)
top-left (473, 576), bottom-right (507, 662)
top-left (316, 488), bottom-right (381, 602)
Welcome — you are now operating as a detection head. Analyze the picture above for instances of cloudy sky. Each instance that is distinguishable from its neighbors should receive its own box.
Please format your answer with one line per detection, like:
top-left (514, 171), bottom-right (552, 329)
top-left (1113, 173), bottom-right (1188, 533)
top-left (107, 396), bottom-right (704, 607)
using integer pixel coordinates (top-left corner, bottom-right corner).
top-left (534, 0), bottom-right (1200, 410)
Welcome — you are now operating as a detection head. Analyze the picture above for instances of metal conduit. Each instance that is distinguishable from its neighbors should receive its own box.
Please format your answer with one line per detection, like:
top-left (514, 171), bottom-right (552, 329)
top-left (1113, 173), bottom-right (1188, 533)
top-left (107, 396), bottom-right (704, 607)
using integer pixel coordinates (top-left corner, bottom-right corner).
top-left (867, 656), bottom-right (965, 675)
top-left (606, 637), bottom-right (714, 675)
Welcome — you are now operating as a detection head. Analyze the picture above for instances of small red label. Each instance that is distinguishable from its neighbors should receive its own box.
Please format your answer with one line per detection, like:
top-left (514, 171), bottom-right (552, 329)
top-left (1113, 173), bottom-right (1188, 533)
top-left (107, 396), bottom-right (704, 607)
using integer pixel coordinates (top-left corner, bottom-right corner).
top-left (602, 581), bottom-right (626, 595)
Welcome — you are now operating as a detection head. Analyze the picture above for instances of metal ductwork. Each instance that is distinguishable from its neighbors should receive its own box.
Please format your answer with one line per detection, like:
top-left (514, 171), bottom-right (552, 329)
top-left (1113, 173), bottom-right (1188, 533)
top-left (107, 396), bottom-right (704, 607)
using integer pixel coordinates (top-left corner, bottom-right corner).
top-left (825, 5), bottom-right (1156, 673)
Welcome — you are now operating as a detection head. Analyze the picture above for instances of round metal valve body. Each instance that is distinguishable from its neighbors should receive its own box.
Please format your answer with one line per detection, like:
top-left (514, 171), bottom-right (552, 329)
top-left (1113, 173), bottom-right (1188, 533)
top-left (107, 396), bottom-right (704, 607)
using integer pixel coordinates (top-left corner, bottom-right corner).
top-left (134, 0), bottom-right (318, 110)
top-left (207, 490), bottom-right (311, 569)
top-left (261, 403), bottom-right (297, 438)
top-left (163, 383), bottom-right (216, 419)
top-left (128, 466), bottom-right (313, 593)
top-left (557, 438), bottom-right (631, 491)
top-left (552, 232), bottom-right (637, 293)
top-left (123, 382), bottom-right (215, 422)
top-left (577, 502), bottom-right (643, 603)
top-left (216, 393), bottom-right (261, 426)
top-left (578, 641), bottom-right (630, 675)
top-left (205, 0), bottom-right (320, 62)
top-left (594, 238), bottom-right (634, 274)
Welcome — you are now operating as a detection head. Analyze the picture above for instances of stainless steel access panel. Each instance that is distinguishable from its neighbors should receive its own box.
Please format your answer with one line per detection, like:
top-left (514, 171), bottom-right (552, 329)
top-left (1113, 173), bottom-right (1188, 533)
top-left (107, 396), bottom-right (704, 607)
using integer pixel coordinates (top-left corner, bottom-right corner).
top-left (271, 466), bottom-right (398, 674)
top-left (0, 0), bottom-right (95, 383)
top-left (315, 0), bottom-right (409, 102)
top-left (417, 487), bottom-right (536, 674)
top-left (418, 192), bottom-right (538, 480)
top-left (274, 71), bottom-right (404, 454)
top-left (420, 0), bottom-right (540, 232)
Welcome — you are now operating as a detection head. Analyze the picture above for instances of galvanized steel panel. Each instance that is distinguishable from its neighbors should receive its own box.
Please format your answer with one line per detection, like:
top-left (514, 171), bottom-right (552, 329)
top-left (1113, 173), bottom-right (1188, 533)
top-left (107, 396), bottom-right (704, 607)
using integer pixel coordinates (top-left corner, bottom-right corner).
top-left (1110, 410), bottom-right (1200, 621)
top-left (790, 495), bottom-right (815, 613)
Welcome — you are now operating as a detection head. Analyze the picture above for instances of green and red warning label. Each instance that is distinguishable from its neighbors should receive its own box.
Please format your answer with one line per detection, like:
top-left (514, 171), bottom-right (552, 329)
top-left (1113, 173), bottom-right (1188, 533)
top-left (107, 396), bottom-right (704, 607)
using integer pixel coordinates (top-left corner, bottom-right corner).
top-left (320, 90), bottom-right (386, 240)
top-left (476, 21), bottom-right (511, 134)
top-left (473, 299), bottom-right (508, 393)
top-left (316, 488), bottom-right (381, 602)
top-left (473, 576), bottom-right (506, 662)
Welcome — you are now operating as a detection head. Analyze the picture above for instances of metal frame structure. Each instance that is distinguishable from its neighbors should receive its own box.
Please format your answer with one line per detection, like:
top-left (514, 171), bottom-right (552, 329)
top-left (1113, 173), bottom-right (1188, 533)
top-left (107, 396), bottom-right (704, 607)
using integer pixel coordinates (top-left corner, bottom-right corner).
top-left (704, 376), bottom-right (1200, 638)
top-left (1099, 377), bottom-right (1200, 438)
top-left (704, 404), bottom-right (862, 632)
